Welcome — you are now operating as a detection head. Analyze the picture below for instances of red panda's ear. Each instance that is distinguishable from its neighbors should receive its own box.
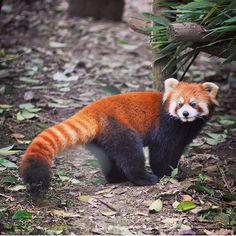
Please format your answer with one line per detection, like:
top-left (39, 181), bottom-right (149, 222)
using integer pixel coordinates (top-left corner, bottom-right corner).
top-left (163, 78), bottom-right (179, 101)
top-left (202, 82), bottom-right (219, 105)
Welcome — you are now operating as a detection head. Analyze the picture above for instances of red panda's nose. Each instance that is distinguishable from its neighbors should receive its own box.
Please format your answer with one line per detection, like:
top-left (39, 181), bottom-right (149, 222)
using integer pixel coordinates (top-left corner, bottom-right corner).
top-left (183, 111), bottom-right (189, 117)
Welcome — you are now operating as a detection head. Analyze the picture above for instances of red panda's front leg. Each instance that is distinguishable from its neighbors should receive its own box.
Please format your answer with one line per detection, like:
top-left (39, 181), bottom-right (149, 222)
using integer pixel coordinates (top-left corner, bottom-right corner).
top-left (149, 143), bottom-right (182, 178)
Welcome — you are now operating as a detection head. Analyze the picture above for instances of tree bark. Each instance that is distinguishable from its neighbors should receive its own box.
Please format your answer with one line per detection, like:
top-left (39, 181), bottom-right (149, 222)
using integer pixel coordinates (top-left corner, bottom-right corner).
top-left (168, 23), bottom-right (235, 58)
top-left (68, 0), bottom-right (125, 21)
top-left (152, 0), bottom-right (176, 92)
top-left (168, 23), bottom-right (216, 42)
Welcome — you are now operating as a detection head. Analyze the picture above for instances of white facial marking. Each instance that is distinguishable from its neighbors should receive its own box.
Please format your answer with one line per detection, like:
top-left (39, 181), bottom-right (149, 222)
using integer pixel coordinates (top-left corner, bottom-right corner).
top-left (179, 97), bottom-right (184, 104)
top-left (199, 102), bottom-right (209, 116)
top-left (177, 104), bottom-right (198, 122)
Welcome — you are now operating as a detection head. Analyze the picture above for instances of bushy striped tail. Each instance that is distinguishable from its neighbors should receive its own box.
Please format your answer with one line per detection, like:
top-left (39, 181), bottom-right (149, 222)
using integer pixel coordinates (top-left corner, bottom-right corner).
top-left (20, 112), bottom-right (98, 196)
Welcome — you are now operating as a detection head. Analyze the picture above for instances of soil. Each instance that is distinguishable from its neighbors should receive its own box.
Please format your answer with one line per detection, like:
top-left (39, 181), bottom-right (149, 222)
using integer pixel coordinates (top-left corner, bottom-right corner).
top-left (0, 0), bottom-right (235, 235)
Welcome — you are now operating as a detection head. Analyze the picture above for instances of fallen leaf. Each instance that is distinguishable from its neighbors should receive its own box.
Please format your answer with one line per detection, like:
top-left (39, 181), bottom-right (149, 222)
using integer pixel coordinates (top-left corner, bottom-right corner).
top-left (176, 201), bottom-right (196, 212)
top-left (11, 133), bottom-right (25, 139)
top-left (0, 157), bottom-right (17, 168)
top-left (12, 210), bottom-right (32, 220)
top-left (50, 210), bottom-right (80, 218)
top-left (213, 229), bottom-right (234, 235)
top-left (53, 72), bottom-right (67, 81)
top-left (182, 195), bottom-right (193, 202)
top-left (49, 41), bottom-right (67, 48)
top-left (100, 211), bottom-right (117, 216)
top-left (172, 201), bottom-right (179, 209)
top-left (3, 176), bottom-right (18, 184)
top-left (205, 138), bottom-right (219, 145)
top-left (0, 145), bottom-right (19, 157)
top-left (219, 119), bottom-right (235, 126)
top-left (162, 217), bottom-right (179, 227)
top-left (79, 195), bottom-right (90, 202)
top-left (23, 91), bottom-right (34, 101)
top-left (9, 185), bottom-right (26, 192)
top-left (48, 102), bottom-right (68, 108)
top-left (95, 187), bottom-right (114, 195)
top-left (204, 165), bottom-right (218, 172)
top-left (0, 104), bottom-right (12, 109)
top-left (178, 229), bottom-right (196, 235)
top-left (19, 77), bottom-right (40, 84)
top-left (149, 199), bottom-right (163, 213)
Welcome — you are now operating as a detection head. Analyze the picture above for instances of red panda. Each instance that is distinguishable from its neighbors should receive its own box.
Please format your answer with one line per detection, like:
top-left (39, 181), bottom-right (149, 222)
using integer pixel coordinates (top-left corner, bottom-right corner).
top-left (20, 78), bottom-right (219, 196)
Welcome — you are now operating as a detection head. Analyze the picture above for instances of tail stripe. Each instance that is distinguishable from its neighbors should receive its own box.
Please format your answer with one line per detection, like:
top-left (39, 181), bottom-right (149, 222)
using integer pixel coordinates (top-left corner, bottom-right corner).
top-left (61, 122), bottom-right (78, 146)
top-left (32, 138), bottom-right (55, 156)
top-left (55, 124), bottom-right (76, 147)
top-left (26, 143), bottom-right (51, 161)
top-left (46, 128), bottom-right (62, 152)
top-left (51, 126), bottom-right (67, 149)
top-left (63, 121), bottom-right (81, 144)
top-left (71, 118), bottom-right (89, 142)
top-left (38, 134), bottom-right (57, 155)
top-left (76, 116), bottom-right (97, 136)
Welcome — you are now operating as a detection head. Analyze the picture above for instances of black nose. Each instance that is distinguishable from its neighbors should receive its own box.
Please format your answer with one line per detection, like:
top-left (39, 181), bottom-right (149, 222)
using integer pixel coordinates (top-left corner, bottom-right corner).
top-left (183, 111), bottom-right (189, 117)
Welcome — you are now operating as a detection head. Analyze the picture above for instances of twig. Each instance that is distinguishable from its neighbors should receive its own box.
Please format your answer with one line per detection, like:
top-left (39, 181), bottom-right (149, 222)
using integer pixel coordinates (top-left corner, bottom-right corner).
top-left (0, 193), bottom-right (14, 201)
top-left (98, 199), bottom-right (119, 212)
top-left (0, 53), bottom-right (25, 63)
top-left (217, 163), bottom-right (233, 193)
top-left (179, 50), bottom-right (199, 81)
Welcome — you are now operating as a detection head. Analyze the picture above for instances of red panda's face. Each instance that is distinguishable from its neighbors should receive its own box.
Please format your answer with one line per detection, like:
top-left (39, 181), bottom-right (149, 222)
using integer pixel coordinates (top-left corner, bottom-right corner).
top-left (163, 78), bottom-right (219, 122)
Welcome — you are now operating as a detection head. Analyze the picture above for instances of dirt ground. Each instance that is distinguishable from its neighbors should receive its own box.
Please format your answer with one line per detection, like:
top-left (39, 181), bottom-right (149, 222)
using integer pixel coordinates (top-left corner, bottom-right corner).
top-left (0, 0), bottom-right (236, 235)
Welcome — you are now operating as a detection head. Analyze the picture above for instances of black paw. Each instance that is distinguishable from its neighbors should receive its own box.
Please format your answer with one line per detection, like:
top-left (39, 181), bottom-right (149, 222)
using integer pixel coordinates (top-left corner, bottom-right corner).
top-left (131, 173), bottom-right (159, 186)
top-left (105, 171), bottom-right (127, 183)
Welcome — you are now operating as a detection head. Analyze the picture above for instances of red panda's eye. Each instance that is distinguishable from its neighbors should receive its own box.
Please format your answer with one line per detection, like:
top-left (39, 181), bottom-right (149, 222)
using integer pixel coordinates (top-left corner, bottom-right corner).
top-left (190, 102), bottom-right (196, 108)
top-left (178, 102), bottom-right (183, 108)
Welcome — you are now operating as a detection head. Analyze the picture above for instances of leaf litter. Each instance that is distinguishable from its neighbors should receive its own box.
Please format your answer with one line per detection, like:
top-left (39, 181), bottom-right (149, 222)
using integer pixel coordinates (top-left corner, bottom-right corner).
top-left (0, 0), bottom-right (235, 234)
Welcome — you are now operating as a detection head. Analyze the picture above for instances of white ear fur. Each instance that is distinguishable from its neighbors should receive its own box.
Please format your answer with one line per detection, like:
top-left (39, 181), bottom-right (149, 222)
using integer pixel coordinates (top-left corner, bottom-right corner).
top-left (202, 82), bottom-right (219, 105)
top-left (163, 78), bottom-right (179, 101)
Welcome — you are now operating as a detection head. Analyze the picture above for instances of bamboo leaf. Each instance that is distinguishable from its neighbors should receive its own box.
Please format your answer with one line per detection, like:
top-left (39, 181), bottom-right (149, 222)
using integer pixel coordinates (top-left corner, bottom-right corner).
top-left (0, 157), bottom-right (17, 168)
top-left (142, 12), bottom-right (169, 26)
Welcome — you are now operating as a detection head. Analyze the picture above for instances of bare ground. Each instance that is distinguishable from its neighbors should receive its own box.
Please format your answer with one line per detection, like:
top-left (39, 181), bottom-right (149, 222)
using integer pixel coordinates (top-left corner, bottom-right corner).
top-left (0, 0), bottom-right (236, 235)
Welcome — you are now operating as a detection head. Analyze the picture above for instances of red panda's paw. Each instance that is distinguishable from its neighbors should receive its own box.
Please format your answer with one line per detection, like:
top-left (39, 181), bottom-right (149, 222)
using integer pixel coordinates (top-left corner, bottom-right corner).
top-left (131, 173), bottom-right (159, 186)
top-left (20, 156), bottom-right (51, 197)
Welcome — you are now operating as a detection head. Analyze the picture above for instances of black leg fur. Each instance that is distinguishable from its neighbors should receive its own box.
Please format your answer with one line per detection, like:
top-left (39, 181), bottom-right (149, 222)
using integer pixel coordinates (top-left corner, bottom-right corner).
top-left (21, 157), bottom-right (51, 197)
top-left (149, 107), bottom-right (207, 178)
top-left (86, 143), bottom-right (127, 183)
top-left (94, 118), bottom-right (159, 186)
top-left (105, 162), bottom-right (127, 183)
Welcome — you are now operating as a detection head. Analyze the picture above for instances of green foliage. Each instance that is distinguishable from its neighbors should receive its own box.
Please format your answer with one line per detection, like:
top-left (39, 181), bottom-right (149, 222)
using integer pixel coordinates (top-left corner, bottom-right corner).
top-left (176, 201), bottom-right (196, 212)
top-left (12, 210), bottom-right (32, 221)
top-left (145, 0), bottom-right (236, 75)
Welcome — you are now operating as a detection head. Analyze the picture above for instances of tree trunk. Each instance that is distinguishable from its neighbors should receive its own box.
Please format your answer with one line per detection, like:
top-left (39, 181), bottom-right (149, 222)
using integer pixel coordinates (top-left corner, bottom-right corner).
top-left (68, 0), bottom-right (125, 21)
top-left (152, 0), bottom-right (175, 92)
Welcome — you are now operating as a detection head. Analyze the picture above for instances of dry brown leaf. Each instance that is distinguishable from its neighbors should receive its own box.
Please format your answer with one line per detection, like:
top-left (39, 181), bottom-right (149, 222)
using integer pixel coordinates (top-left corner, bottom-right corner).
top-left (11, 133), bottom-right (25, 139)
top-left (100, 211), bottom-right (117, 216)
top-left (95, 187), bottom-right (114, 195)
top-left (204, 164), bottom-right (218, 172)
top-left (182, 194), bottom-right (193, 202)
top-left (50, 210), bottom-right (80, 218)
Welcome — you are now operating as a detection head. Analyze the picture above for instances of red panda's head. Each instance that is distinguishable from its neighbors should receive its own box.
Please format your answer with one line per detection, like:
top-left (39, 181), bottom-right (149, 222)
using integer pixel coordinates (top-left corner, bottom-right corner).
top-left (163, 78), bottom-right (219, 122)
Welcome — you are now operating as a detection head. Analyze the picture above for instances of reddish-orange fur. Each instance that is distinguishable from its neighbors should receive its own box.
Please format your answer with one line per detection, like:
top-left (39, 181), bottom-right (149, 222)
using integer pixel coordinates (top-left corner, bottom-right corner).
top-left (20, 92), bottom-right (163, 173)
